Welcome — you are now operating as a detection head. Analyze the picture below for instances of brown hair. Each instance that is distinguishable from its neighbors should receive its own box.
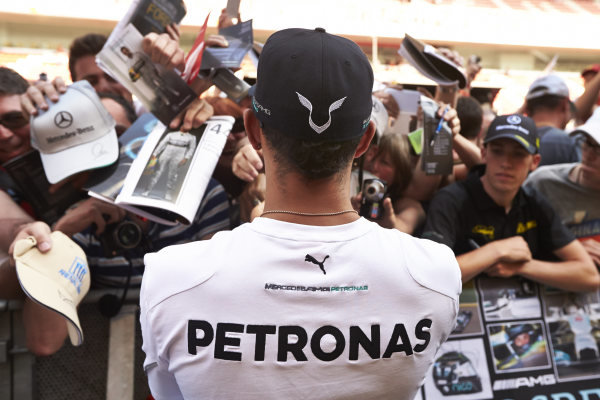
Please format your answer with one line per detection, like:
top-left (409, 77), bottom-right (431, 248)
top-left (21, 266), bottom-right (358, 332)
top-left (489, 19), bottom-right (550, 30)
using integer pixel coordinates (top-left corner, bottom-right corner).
top-left (372, 133), bottom-right (413, 201)
top-left (0, 67), bottom-right (29, 96)
top-left (68, 33), bottom-right (107, 81)
top-left (526, 95), bottom-right (567, 116)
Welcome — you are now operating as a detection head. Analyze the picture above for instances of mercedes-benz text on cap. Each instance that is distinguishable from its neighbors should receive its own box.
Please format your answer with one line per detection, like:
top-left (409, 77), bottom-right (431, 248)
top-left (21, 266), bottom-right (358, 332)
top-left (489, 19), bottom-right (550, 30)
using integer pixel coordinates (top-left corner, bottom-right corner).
top-left (30, 80), bottom-right (119, 184)
top-left (484, 114), bottom-right (539, 154)
top-left (252, 27), bottom-right (374, 142)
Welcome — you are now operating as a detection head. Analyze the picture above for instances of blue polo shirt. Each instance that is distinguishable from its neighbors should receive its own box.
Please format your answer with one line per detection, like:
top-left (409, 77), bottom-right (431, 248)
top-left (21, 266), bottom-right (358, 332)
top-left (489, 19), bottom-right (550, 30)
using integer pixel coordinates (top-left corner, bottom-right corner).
top-left (537, 126), bottom-right (580, 167)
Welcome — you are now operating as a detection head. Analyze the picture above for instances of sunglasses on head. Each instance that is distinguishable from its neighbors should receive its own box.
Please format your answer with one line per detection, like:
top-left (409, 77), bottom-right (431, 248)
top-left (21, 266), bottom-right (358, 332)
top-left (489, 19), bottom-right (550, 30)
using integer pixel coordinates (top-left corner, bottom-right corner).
top-left (0, 111), bottom-right (28, 130)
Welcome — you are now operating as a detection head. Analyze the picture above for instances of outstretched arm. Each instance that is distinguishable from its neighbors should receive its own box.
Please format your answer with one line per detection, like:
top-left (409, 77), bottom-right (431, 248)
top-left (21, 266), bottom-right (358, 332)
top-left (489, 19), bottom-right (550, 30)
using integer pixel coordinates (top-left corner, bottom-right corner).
top-left (457, 236), bottom-right (532, 283)
top-left (7, 222), bottom-right (68, 356)
top-left (574, 70), bottom-right (600, 124)
top-left (516, 240), bottom-right (599, 292)
top-left (405, 104), bottom-right (471, 201)
top-left (484, 240), bottom-right (600, 292)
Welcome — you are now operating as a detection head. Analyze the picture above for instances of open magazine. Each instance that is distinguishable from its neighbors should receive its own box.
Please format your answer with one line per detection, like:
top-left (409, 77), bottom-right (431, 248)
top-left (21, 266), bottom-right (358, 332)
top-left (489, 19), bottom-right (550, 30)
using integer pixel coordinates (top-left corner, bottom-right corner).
top-left (197, 19), bottom-right (253, 102)
top-left (201, 19), bottom-right (253, 70)
top-left (85, 115), bottom-right (234, 225)
top-left (399, 34), bottom-right (467, 89)
top-left (96, 0), bottom-right (197, 125)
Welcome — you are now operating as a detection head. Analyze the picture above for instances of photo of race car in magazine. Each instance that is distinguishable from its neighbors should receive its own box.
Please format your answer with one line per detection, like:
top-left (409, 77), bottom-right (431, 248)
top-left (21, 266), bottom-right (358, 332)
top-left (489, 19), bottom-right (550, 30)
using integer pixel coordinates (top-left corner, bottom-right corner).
top-left (478, 276), bottom-right (542, 321)
top-left (542, 290), bottom-right (600, 381)
top-left (451, 281), bottom-right (484, 337)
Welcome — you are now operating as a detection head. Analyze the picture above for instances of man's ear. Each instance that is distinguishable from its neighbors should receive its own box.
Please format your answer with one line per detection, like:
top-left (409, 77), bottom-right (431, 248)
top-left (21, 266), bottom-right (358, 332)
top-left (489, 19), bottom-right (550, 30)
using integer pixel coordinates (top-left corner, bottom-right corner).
top-left (354, 121), bottom-right (376, 159)
top-left (530, 153), bottom-right (541, 172)
top-left (243, 109), bottom-right (262, 150)
top-left (562, 97), bottom-right (571, 114)
top-left (481, 145), bottom-right (487, 163)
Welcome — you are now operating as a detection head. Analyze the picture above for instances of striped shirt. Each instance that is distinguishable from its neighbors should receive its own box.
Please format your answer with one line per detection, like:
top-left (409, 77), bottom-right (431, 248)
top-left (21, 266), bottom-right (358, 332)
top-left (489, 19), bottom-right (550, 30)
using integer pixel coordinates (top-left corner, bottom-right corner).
top-left (73, 178), bottom-right (230, 288)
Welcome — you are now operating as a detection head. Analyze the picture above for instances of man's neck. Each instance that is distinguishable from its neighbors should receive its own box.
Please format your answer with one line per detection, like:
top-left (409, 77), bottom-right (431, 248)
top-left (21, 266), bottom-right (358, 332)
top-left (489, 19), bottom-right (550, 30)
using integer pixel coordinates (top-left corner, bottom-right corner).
top-left (571, 164), bottom-right (600, 191)
top-left (261, 167), bottom-right (358, 226)
top-left (480, 175), bottom-right (519, 214)
top-left (531, 112), bottom-right (564, 130)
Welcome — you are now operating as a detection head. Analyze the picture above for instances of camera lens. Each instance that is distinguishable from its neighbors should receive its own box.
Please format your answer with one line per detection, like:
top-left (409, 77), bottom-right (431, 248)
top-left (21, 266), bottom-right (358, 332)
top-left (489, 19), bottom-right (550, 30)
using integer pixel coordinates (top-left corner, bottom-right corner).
top-left (363, 179), bottom-right (386, 201)
top-left (115, 221), bottom-right (142, 249)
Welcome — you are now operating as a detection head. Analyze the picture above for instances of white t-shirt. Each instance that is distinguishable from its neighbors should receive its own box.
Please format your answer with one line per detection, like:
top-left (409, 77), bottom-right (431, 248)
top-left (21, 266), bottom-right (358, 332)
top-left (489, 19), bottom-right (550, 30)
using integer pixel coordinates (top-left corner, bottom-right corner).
top-left (141, 217), bottom-right (461, 400)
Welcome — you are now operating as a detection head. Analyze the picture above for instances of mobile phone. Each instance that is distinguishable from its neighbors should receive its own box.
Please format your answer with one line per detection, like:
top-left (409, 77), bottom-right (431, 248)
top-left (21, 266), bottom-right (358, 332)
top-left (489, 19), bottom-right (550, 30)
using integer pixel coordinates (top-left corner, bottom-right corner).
top-left (226, 0), bottom-right (241, 18)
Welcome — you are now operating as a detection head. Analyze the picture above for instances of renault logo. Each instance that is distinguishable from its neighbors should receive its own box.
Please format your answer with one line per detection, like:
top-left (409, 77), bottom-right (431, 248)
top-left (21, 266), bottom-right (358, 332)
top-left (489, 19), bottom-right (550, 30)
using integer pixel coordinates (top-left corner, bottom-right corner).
top-left (54, 111), bottom-right (73, 129)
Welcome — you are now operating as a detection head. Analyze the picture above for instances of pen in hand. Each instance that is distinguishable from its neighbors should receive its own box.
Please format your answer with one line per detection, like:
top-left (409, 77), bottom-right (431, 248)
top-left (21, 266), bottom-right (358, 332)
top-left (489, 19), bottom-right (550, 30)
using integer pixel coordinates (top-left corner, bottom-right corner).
top-left (430, 105), bottom-right (450, 148)
top-left (468, 238), bottom-right (480, 250)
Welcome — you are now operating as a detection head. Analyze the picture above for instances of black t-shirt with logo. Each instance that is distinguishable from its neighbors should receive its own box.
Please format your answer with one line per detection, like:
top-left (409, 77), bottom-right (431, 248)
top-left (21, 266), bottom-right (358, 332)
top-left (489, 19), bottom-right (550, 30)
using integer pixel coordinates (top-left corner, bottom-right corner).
top-left (422, 165), bottom-right (574, 259)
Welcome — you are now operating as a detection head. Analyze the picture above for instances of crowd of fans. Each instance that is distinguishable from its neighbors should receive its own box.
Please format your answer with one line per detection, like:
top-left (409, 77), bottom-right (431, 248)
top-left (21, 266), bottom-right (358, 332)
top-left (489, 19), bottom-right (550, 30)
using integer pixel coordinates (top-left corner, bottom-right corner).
top-left (0, 4), bottom-right (599, 397)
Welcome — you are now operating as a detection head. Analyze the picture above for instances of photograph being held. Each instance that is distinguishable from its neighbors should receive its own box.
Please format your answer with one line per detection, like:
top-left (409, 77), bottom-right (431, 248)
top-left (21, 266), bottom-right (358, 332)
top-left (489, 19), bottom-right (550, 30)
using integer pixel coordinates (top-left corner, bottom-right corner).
top-left (137, 129), bottom-right (197, 202)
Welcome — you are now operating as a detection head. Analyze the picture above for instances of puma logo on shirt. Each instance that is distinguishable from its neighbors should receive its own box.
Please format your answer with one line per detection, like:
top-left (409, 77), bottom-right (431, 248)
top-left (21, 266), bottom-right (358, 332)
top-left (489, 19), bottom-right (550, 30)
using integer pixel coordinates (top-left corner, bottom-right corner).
top-left (305, 254), bottom-right (329, 275)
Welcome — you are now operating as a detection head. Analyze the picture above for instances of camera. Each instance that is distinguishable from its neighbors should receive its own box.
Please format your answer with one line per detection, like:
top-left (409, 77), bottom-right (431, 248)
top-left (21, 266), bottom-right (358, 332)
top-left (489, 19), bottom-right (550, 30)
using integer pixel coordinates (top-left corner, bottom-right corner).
top-left (359, 178), bottom-right (388, 220)
top-left (100, 219), bottom-right (143, 257)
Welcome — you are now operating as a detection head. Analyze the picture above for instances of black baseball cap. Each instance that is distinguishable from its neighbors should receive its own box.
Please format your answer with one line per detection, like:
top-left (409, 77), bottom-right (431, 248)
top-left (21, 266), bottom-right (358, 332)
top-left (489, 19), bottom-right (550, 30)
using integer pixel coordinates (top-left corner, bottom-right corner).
top-left (252, 28), bottom-right (374, 142)
top-left (484, 114), bottom-right (539, 154)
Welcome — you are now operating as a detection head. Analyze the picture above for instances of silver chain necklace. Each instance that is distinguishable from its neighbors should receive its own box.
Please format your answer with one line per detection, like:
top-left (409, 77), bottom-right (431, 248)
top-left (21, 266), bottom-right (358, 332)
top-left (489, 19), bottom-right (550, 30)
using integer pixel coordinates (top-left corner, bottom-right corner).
top-left (260, 209), bottom-right (359, 217)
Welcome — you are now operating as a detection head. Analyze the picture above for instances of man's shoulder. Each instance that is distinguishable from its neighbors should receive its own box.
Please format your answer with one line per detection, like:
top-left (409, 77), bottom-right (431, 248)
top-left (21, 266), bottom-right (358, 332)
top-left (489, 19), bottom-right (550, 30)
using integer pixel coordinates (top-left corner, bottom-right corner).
top-left (422, 178), bottom-right (477, 248)
top-left (433, 179), bottom-right (471, 204)
top-left (526, 163), bottom-right (572, 187)
top-left (520, 182), bottom-right (557, 212)
top-left (538, 126), bottom-right (575, 143)
top-left (141, 228), bottom-right (240, 309)
top-left (389, 232), bottom-right (462, 301)
top-left (538, 126), bottom-right (567, 136)
top-left (428, 178), bottom-right (476, 217)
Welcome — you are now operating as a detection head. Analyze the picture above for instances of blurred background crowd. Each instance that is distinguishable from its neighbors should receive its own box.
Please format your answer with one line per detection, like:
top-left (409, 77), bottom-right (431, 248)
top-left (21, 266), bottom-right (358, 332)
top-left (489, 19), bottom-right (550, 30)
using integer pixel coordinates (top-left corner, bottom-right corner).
top-left (1, 0), bottom-right (599, 399)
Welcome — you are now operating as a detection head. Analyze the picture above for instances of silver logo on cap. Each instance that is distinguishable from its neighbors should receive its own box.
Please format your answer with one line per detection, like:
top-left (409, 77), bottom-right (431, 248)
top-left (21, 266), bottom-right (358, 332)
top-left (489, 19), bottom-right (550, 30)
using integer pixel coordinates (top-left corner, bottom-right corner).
top-left (296, 92), bottom-right (346, 134)
top-left (507, 115), bottom-right (521, 125)
top-left (92, 143), bottom-right (109, 159)
top-left (54, 111), bottom-right (73, 129)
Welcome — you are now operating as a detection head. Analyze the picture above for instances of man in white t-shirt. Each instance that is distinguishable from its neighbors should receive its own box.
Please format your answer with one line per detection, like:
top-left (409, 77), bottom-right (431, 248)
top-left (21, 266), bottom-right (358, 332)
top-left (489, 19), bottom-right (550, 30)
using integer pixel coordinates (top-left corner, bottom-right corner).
top-left (140, 27), bottom-right (462, 400)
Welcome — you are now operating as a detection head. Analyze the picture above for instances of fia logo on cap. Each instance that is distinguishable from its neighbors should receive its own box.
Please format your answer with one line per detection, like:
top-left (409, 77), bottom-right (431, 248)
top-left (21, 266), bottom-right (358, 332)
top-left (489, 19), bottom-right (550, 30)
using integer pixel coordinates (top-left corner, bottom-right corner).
top-left (54, 111), bottom-right (74, 129)
top-left (59, 256), bottom-right (88, 295)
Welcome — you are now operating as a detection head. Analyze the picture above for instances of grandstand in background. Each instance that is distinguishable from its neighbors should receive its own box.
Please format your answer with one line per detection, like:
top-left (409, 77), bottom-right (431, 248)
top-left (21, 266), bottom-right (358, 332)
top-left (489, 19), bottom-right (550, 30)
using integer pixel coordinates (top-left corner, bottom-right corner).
top-left (0, 0), bottom-right (598, 113)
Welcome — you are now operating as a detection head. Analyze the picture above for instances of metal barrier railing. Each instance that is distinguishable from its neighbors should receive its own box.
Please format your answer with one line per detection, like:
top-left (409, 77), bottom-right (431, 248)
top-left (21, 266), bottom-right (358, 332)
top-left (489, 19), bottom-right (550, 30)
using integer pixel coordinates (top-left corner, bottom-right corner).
top-left (0, 288), bottom-right (150, 400)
